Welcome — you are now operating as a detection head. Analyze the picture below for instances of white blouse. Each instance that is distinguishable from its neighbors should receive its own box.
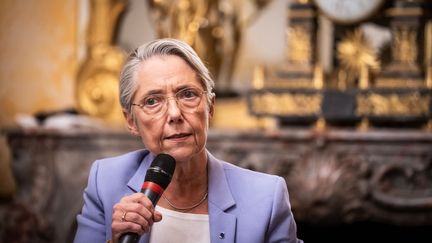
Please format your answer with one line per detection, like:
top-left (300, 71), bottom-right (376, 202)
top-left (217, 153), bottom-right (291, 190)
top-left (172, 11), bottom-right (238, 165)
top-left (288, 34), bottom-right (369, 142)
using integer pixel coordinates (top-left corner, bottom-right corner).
top-left (149, 206), bottom-right (210, 243)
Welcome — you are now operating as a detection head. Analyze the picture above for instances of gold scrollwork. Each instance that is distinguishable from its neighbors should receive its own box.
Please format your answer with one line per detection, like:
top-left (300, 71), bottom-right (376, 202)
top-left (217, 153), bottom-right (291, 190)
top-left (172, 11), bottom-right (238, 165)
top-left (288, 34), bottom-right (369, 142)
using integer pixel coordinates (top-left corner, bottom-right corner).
top-left (76, 0), bottom-right (127, 123)
top-left (287, 26), bottom-right (312, 64)
top-left (393, 27), bottom-right (418, 65)
top-left (251, 92), bottom-right (322, 116)
top-left (356, 93), bottom-right (430, 116)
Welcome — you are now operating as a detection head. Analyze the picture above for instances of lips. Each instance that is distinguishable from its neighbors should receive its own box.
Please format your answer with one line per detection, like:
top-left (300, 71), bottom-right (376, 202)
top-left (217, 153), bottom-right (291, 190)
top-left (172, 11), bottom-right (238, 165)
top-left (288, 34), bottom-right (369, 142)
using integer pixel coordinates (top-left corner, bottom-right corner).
top-left (165, 133), bottom-right (191, 139)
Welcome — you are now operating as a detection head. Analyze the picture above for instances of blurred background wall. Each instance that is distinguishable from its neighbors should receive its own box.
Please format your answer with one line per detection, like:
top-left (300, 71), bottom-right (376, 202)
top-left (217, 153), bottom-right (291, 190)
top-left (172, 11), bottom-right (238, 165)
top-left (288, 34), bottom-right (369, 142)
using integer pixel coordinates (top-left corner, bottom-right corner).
top-left (0, 0), bottom-right (287, 128)
top-left (0, 0), bottom-right (79, 128)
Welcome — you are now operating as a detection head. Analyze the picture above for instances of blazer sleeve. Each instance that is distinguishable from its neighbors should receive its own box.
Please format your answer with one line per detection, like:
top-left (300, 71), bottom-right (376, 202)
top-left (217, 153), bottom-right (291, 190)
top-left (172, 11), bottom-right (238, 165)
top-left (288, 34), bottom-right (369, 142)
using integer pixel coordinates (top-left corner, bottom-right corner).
top-left (74, 160), bottom-right (108, 243)
top-left (266, 176), bottom-right (303, 243)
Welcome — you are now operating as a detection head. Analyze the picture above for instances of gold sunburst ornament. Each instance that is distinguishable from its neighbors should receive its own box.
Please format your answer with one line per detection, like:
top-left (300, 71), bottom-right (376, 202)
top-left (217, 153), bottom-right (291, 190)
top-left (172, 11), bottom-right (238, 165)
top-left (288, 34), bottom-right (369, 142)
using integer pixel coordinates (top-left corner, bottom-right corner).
top-left (337, 29), bottom-right (380, 88)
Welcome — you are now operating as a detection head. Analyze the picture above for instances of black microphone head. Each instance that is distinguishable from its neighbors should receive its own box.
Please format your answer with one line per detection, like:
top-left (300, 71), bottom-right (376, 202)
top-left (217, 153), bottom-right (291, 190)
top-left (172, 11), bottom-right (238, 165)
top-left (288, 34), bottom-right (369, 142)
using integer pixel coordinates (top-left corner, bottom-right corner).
top-left (145, 153), bottom-right (176, 189)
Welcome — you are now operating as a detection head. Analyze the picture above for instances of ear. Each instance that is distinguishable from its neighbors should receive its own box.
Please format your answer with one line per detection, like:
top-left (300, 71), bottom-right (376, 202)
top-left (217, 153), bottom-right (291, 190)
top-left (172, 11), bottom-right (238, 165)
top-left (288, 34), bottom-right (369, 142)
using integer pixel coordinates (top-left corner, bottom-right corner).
top-left (209, 96), bottom-right (215, 118)
top-left (123, 109), bottom-right (140, 136)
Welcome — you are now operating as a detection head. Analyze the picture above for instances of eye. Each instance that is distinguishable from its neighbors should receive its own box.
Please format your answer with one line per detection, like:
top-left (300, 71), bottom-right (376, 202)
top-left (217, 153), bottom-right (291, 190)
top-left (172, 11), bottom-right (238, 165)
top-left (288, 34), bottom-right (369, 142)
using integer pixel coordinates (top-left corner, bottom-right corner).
top-left (144, 95), bottom-right (163, 107)
top-left (178, 88), bottom-right (199, 100)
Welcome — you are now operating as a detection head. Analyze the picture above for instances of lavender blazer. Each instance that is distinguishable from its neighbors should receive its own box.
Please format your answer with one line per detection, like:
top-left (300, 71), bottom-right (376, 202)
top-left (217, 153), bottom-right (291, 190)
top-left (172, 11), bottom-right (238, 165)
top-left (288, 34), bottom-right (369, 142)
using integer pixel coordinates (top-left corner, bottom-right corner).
top-left (74, 150), bottom-right (303, 243)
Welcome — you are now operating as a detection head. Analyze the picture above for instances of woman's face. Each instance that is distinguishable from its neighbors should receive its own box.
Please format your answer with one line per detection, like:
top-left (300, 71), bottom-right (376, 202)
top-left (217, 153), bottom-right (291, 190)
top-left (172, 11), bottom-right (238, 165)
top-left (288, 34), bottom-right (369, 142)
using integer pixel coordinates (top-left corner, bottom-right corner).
top-left (125, 55), bottom-right (214, 163)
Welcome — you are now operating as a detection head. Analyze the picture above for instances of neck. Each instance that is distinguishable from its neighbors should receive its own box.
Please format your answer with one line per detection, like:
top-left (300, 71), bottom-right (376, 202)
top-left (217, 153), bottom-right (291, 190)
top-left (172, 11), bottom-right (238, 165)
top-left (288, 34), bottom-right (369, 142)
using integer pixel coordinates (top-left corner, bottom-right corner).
top-left (167, 153), bottom-right (208, 196)
top-left (167, 152), bottom-right (207, 189)
top-left (159, 152), bottom-right (209, 213)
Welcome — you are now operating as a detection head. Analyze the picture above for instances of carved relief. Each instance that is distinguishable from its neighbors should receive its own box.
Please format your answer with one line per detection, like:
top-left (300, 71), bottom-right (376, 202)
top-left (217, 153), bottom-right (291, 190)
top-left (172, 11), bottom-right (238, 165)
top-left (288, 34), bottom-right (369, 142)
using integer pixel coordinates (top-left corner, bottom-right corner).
top-left (287, 150), bottom-right (369, 223)
top-left (7, 136), bottom-right (58, 240)
top-left (370, 156), bottom-right (432, 210)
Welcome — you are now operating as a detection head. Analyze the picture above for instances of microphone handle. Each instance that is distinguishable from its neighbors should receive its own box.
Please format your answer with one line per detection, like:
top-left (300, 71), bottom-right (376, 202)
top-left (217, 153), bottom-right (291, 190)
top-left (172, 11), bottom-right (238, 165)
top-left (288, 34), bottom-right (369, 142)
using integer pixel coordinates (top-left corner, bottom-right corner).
top-left (118, 189), bottom-right (161, 243)
top-left (118, 233), bottom-right (139, 243)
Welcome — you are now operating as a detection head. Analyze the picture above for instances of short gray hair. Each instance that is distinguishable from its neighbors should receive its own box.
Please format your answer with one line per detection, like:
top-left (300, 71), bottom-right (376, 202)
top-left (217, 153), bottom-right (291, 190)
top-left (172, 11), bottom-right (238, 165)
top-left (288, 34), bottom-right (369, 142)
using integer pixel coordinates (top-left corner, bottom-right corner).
top-left (119, 38), bottom-right (216, 113)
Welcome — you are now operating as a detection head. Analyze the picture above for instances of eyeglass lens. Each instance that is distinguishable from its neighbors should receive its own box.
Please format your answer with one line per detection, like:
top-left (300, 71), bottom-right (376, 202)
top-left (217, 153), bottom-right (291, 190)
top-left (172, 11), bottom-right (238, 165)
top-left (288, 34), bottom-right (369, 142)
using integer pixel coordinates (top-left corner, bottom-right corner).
top-left (133, 88), bottom-right (205, 115)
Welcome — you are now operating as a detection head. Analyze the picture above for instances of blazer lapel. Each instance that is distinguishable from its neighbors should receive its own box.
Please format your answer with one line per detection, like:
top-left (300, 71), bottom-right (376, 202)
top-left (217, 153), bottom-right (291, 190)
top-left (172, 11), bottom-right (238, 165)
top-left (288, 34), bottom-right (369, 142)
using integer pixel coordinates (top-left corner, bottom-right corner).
top-left (125, 150), bottom-right (153, 243)
top-left (207, 151), bottom-right (237, 243)
top-left (127, 151), bottom-right (153, 193)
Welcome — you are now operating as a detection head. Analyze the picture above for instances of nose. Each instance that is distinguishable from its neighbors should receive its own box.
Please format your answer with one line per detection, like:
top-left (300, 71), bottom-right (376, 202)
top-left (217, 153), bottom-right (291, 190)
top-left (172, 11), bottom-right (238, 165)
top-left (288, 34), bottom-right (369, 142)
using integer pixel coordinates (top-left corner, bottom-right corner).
top-left (166, 98), bottom-right (183, 123)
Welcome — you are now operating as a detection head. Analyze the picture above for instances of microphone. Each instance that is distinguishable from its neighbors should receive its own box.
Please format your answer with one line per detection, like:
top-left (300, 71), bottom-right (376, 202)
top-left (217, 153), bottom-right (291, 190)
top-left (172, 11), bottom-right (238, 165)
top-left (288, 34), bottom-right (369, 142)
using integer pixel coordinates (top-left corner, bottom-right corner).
top-left (119, 153), bottom-right (176, 243)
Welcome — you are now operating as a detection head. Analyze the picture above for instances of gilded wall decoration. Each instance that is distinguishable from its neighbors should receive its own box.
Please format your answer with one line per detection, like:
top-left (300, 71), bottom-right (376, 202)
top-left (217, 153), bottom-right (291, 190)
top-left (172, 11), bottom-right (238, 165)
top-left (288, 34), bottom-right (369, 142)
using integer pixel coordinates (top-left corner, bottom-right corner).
top-left (337, 29), bottom-right (380, 89)
top-left (393, 27), bottom-right (418, 66)
top-left (248, 0), bottom-right (431, 128)
top-left (287, 26), bottom-right (312, 65)
top-left (356, 93), bottom-right (430, 117)
top-left (148, 0), bottom-right (272, 93)
top-left (254, 0), bottom-right (319, 89)
top-left (249, 92), bottom-right (322, 116)
top-left (76, 0), bottom-right (127, 123)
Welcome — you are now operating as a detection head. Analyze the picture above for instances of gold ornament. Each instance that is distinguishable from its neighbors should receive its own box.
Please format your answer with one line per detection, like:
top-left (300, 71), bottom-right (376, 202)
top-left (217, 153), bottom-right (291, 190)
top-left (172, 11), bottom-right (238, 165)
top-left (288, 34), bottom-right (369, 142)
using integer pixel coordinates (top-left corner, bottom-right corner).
top-left (337, 29), bottom-right (380, 88)
top-left (76, 0), bottom-right (126, 124)
top-left (287, 26), bottom-right (312, 64)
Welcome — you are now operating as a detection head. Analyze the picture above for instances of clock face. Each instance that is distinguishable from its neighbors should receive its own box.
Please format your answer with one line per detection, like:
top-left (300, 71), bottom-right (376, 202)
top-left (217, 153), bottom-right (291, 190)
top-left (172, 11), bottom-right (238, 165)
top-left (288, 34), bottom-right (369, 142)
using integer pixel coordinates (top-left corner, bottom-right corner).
top-left (314, 0), bottom-right (385, 24)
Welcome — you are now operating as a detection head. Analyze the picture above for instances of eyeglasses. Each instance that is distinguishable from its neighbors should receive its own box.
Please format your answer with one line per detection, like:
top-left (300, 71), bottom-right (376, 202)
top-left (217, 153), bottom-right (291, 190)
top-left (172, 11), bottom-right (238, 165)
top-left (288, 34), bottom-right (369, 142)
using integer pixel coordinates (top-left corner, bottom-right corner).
top-left (132, 87), bottom-right (207, 115)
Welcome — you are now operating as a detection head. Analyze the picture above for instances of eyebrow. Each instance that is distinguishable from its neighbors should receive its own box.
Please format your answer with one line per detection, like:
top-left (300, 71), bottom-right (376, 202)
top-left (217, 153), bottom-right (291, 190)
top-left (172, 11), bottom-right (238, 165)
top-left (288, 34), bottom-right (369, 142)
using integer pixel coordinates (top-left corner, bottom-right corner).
top-left (175, 84), bottom-right (201, 92)
top-left (145, 89), bottom-right (164, 95)
top-left (137, 84), bottom-right (202, 100)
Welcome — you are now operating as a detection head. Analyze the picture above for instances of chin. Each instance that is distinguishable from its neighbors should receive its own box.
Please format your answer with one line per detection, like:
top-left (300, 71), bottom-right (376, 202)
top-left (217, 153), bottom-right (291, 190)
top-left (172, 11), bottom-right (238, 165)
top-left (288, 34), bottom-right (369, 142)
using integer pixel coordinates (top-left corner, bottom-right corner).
top-left (165, 146), bottom-right (205, 163)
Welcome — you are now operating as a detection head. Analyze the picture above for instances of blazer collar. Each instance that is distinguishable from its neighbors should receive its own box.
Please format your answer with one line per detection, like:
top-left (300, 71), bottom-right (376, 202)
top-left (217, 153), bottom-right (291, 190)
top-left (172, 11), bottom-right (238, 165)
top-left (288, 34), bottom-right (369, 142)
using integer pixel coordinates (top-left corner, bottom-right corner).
top-left (207, 151), bottom-right (236, 211)
top-left (207, 151), bottom-right (237, 243)
top-left (126, 149), bottom-right (237, 212)
top-left (127, 150), bottom-right (153, 193)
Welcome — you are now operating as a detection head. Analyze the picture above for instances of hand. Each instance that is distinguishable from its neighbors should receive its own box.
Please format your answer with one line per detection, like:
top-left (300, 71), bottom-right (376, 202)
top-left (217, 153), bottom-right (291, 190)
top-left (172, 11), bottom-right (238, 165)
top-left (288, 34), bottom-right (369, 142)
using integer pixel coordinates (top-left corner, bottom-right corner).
top-left (111, 193), bottom-right (162, 243)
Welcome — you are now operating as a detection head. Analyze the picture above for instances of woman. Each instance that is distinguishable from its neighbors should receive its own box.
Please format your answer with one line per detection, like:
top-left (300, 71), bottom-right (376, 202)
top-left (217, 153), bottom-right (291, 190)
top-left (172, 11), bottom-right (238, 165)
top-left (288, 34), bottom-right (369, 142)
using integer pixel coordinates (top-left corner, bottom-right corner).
top-left (74, 38), bottom-right (303, 243)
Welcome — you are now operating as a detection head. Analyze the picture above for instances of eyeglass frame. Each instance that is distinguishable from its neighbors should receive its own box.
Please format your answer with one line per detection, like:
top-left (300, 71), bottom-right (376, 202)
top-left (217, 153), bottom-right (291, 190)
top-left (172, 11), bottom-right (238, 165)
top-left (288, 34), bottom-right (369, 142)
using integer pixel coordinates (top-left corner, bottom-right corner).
top-left (131, 87), bottom-right (208, 115)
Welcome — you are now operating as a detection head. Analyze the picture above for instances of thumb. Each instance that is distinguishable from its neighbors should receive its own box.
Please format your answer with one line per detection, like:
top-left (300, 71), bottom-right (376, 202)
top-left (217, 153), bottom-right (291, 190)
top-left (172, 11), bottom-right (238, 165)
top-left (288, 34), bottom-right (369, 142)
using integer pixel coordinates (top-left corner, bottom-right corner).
top-left (153, 210), bottom-right (163, 222)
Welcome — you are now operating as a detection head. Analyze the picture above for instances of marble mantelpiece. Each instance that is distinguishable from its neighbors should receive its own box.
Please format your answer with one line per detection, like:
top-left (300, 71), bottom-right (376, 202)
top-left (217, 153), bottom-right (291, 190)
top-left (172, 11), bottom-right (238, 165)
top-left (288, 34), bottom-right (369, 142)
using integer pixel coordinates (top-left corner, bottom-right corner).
top-left (3, 127), bottom-right (432, 242)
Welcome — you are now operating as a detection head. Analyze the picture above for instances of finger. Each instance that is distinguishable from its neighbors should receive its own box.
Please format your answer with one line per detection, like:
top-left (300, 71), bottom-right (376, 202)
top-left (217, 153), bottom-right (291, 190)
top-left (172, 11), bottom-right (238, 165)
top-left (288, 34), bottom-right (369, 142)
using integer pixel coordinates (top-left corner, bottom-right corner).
top-left (111, 206), bottom-right (153, 239)
top-left (112, 219), bottom-right (146, 238)
top-left (120, 194), bottom-right (155, 212)
top-left (122, 210), bottom-right (154, 228)
top-left (126, 202), bottom-right (154, 220)
top-left (116, 193), bottom-right (154, 213)
top-left (112, 203), bottom-right (131, 222)
top-left (135, 195), bottom-right (154, 210)
top-left (113, 200), bottom-right (156, 225)
top-left (120, 193), bottom-right (153, 206)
